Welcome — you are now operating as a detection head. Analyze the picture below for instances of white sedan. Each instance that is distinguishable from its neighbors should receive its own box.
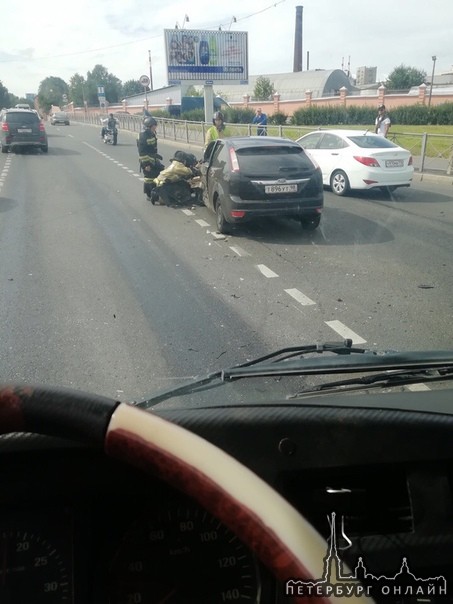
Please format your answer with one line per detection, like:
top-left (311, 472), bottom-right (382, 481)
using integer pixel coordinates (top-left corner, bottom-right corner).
top-left (296, 129), bottom-right (414, 196)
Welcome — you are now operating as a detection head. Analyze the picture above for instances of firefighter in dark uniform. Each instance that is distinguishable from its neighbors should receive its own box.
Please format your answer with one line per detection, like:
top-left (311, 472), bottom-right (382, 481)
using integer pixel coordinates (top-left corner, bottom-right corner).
top-left (137, 117), bottom-right (164, 203)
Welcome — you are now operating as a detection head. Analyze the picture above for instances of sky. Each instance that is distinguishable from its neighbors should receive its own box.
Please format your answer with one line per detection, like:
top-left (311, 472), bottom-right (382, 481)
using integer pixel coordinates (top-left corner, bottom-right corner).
top-left (1, 0), bottom-right (452, 98)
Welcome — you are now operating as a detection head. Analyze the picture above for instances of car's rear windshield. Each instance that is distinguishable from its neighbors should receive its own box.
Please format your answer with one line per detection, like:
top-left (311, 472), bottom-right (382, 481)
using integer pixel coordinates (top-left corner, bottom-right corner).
top-left (347, 136), bottom-right (398, 148)
top-left (6, 113), bottom-right (39, 124)
top-left (54, 113), bottom-right (67, 117)
top-left (235, 145), bottom-right (314, 171)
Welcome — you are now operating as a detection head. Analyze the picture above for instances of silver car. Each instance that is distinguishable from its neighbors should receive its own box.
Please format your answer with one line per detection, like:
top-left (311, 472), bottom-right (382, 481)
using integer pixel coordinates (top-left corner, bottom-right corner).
top-left (50, 111), bottom-right (70, 126)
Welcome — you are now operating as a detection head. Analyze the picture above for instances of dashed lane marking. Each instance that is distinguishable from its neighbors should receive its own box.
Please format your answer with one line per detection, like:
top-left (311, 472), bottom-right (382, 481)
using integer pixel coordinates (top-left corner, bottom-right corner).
top-left (285, 288), bottom-right (316, 306)
top-left (195, 219), bottom-right (211, 227)
top-left (325, 320), bottom-right (367, 344)
top-left (256, 264), bottom-right (279, 278)
top-left (229, 246), bottom-right (251, 257)
top-left (407, 383), bottom-right (431, 391)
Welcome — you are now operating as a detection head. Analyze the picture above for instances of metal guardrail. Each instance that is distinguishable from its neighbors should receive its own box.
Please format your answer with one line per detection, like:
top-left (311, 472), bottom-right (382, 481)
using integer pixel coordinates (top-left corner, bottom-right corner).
top-left (70, 113), bottom-right (453, 177)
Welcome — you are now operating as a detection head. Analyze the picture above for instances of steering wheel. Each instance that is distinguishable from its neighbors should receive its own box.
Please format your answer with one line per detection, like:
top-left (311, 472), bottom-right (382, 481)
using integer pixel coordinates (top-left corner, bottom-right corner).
top-left (0, 385), bottom-right (369, 604)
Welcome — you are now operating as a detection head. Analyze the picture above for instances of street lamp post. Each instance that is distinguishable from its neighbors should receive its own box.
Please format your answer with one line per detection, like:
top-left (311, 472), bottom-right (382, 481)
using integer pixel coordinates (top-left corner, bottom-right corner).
top-left (148, 50), bottom-right (153, 92)
top-left (428, 55), bottom-right (437, 108)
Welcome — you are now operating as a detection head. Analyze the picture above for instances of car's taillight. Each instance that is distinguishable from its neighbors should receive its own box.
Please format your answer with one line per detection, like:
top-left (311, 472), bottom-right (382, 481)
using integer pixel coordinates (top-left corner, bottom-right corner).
top-left (229, 147), bottom-right (240, 172)
top-left (39, 123), bottom-right (46, 132)
top-left (353, 156), bottom-right (380, 167)
top-left (408, 156), bottom-right (413, 165)
top-left (2, 123), bottom-right (9, 132)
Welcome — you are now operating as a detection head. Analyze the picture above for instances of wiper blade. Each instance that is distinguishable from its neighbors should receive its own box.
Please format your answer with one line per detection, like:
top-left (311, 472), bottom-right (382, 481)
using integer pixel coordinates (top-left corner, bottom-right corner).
top-left (222, 350), bottom-right (453, 380)
top-left (137, 340), bottom-right (362, 406)
top-left (288, 366), bottom-right (453, 398)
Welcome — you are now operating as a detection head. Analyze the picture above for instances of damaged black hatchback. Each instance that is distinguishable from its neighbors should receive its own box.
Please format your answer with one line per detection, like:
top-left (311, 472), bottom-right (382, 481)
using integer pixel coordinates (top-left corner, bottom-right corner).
top-left (200, 136), bottom-right (324, 234)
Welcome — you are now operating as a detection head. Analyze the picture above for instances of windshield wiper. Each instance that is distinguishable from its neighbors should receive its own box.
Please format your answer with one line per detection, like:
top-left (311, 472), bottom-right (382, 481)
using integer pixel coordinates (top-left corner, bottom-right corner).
top-left (136, 340), bottom-right (364, 406)
top-left (222, 350), bottom-right (453, 380)
top-left (287, 366), bottom-right (453, 398)
top-left (136, 343), bottom-right (453, 407)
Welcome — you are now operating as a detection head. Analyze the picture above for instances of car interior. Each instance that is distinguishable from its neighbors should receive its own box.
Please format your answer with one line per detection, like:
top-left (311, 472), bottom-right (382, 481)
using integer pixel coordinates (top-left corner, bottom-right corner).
top-left (1, 378), bottom-right (453, 604)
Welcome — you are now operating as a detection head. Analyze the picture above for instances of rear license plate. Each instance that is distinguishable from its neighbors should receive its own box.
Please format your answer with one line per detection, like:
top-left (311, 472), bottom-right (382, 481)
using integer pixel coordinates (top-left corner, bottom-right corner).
top-left (385, 159), bottom-right (404, 168)
top-left (265, 184), bottom-right (298, 193)
top-left (17, 128), bottom-right (32, 133)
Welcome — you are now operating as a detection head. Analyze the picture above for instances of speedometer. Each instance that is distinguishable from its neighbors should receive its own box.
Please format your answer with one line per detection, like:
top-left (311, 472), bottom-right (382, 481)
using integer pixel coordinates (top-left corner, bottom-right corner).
top-left (0, 528), bottom-right (72, 602)
top-left (107, 503), bottom-right (261, 603)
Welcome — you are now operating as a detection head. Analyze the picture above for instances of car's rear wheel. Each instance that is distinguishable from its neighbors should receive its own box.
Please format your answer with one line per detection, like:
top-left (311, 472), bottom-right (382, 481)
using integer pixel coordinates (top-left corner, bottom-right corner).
top-left (1, 146), bottom-right (8, 153)
top-left (216, 201), bottom-right (231, 235)
top-left (330, 170), bottom-right (350, 196)
top-left (41, 145), bottom-right (48, 153)
top-left (300, 215), bottom-right (321, 231)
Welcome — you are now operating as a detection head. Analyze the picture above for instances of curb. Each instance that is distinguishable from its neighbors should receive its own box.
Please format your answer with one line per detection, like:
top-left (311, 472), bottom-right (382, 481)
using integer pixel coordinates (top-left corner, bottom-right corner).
top-left (413, 172), bottom-right (453, 185)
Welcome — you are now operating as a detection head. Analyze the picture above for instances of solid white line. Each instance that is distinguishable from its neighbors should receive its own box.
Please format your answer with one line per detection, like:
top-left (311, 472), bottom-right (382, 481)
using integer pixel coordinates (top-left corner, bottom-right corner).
top-left (325, 320), bottom-right (367, 344)
top-left (256, 264), bottom-right (279, 278)
top-left (195, 219), bottom-right (211, 227)
top-left (285, 288), bottom-right (316, 306)
top-left (229, 245), bottom-right (250, 257)
top-left (181, 209), bottom-right (194, 216)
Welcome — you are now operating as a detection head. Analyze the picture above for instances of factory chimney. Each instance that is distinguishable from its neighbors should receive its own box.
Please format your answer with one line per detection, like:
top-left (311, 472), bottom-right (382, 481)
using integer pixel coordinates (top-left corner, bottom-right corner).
top-left (293, 5), bottom-right (303, 72)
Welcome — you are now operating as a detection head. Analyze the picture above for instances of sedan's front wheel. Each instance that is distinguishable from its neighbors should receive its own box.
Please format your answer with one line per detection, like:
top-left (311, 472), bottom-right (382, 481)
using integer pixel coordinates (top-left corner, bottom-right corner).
top-left (330, 170), bottom-right (350, 196)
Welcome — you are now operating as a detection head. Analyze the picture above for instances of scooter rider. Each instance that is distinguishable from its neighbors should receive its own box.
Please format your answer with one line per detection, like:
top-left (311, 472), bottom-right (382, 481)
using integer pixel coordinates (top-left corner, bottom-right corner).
top-left (138, 117), bottom-right (164, 202)
top-left (101, 113), bottom-right (118, 139)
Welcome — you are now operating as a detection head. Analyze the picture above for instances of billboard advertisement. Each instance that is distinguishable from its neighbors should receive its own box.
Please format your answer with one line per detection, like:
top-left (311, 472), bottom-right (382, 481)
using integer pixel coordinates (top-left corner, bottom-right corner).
top-left (164, 29), bottom-right (248, 85)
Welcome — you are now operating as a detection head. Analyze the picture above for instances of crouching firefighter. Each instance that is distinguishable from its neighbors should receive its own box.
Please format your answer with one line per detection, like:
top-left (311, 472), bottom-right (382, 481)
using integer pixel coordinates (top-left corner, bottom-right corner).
top-left (152, 151), bottom-right (198, 207)
top-left (137, 117), bottom-right (164, 202)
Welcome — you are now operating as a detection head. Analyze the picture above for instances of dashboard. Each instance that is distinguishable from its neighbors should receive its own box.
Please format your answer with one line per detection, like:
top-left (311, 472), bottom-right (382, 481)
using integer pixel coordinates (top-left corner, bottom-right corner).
top-left (2, 388), bottom-right (453, 603)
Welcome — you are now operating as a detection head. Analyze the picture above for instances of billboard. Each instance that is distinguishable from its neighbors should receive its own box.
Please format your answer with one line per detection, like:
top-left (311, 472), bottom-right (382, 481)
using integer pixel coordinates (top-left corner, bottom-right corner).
top-left (164, 29), bottom-right (248, 85)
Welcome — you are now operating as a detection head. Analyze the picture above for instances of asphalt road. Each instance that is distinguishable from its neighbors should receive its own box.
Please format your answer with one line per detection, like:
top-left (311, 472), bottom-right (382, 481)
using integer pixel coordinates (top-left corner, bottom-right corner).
top-left (0, 123), bottom-right (452, 401)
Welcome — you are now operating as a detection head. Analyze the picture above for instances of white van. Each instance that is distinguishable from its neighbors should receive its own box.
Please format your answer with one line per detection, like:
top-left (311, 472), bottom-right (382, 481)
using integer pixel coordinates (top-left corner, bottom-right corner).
top-left (15, 103), bottom-right (31, 110)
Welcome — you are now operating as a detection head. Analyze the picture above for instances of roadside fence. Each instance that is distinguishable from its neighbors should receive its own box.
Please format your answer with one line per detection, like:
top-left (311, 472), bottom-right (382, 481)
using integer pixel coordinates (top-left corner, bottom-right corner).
top-left (70, 112), bottom-right (453, 177)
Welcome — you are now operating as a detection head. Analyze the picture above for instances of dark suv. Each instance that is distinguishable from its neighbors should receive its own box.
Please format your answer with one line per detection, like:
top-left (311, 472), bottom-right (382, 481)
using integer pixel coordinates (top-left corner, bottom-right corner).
top-left (1, 109), bottom-right (48, 153)
top-left (200, 136), bottom-right (323, 234)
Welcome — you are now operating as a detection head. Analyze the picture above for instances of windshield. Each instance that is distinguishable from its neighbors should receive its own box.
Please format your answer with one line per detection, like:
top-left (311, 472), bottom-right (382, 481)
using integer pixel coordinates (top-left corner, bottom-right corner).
top-left (0, 1), bottom-right (452, 406)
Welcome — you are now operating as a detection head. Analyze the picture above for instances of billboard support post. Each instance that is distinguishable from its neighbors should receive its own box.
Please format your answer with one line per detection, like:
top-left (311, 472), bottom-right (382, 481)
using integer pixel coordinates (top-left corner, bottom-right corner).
top-left (203, 84), bottom-right (214, 124)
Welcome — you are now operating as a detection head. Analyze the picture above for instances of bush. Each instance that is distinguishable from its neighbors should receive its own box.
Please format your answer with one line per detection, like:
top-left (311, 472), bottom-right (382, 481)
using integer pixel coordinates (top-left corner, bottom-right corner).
top-left (269, 111), bottom-right (288, 125)
top-left (180, 109), bottom-right (205, 122)
top-left (223, 107), bottom-right (255, 124)
top-left (291, 103), bottom-right (453, 127)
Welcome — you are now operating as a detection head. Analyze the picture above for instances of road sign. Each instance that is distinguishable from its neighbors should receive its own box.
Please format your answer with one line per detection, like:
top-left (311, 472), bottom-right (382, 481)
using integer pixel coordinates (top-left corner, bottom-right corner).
top-left (139, 75), bottom-right (150, 87)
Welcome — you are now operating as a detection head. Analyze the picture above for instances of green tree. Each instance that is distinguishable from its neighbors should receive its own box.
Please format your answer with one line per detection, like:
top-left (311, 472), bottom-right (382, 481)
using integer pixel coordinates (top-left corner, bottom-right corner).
top-left (69, 74), bottom-right (88, 107)
top-left (0, 81), bottom-right (10, 108)
top-left (37, 77), bottom-right (69, 113)
top-left (86, 65), bottom-right (122, 105)
top-left (385, 65), bottom-right (427, 90)
top-left (253, 76), bottom-right (275, 101)
top-left (185, 85), bottom-right (203, 97)
top-left (123, 80), bottom-right (148, 98)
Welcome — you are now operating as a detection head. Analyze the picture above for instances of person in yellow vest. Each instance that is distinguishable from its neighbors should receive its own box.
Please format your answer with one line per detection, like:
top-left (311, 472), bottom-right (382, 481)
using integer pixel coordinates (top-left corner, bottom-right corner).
top-left (204, 111), bottom-right (232, 149)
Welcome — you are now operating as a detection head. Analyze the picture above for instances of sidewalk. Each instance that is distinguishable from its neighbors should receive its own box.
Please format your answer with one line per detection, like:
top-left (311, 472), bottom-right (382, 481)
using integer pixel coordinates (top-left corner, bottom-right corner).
top-left (412, 155), bottom-right (453, 184)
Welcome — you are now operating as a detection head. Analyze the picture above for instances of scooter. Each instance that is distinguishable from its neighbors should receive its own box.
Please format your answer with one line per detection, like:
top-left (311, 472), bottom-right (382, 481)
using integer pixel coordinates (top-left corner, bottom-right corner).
top-left (151, 153), bottom-right (203, 206)
top-left (103, 127), bottom-right (118, 145)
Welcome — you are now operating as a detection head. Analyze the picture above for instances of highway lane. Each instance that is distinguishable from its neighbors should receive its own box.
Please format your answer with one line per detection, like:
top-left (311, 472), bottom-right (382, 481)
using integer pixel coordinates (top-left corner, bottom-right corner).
top-left (0, 123), bottom-right (452, 401)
